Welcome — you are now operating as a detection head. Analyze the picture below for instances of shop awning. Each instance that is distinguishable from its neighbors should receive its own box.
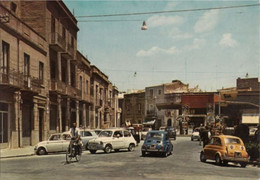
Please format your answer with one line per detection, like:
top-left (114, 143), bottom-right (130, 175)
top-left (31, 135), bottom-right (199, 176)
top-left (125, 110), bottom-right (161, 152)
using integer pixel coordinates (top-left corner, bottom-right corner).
top-left (242, 114), bottom-right (259, 124)
top-left (143, 120), bottom-right (156, 125)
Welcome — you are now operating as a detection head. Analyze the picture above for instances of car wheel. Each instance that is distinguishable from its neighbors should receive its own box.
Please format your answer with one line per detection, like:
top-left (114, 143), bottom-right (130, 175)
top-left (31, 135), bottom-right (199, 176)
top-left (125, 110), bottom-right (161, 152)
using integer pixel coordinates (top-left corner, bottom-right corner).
top-left (240, 163), bottom-right (247, 168)
top-left (37, 147), bottom-right (47, 155)
top-left (104, 145), bottom-right (112, 153)
top-left (90, 150), bottom-right (96, 154)
top-left (215, 154), bottom-right (222, 166)
top-left (200, 152), bottom-right (206, 162)
top-left (141, 151), bottom-right (146, 157)
top-left (191, 137), bottom-right (193, 141)
top-left (128, 144), bottom-right (135, 152)
top-left (162, 152), bottom-right (167, 157)
top-left (85, 143), bottom-right (89, 150)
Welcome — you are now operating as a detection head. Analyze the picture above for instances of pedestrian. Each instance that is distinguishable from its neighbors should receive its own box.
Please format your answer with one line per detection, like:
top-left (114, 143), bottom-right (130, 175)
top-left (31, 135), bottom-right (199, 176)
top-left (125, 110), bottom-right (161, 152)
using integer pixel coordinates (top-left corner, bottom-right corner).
top-left (199, 124), bottom-right (204, 146)
top-left (201, 126), bottom-right (210, 147)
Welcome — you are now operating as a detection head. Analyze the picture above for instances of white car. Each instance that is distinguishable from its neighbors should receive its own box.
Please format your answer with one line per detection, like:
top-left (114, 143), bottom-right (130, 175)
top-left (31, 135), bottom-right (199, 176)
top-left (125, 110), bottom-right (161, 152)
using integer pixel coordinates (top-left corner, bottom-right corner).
top-left (87, 128), bottom-right (137, 154)
top-left (79, 129), bottom-right (98, 150)
top-left (191, 128), bottom-right (200, 141)
top-left (34, 129), bottom-right (97, 155)
top-left (34, 132), bottom-right (71, 155)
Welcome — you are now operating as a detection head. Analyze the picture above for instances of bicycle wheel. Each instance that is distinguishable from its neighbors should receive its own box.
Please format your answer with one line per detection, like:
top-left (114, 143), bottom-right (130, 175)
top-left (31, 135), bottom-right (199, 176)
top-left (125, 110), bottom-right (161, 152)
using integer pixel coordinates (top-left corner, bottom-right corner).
top-left (75, 146), bottom-right (82, 162)
top-left (66, 147), bottom-right (72, 163)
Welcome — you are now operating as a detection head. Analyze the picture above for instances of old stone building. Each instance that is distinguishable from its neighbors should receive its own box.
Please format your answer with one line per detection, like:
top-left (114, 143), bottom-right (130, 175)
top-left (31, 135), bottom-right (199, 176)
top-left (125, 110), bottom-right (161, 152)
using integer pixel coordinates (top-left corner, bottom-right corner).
top-left (122, 90), bottom-right (145, 126)
top-left (0, 1), bottom-right (49, 148)
top-left (0, 0), bottom-right (119, 149)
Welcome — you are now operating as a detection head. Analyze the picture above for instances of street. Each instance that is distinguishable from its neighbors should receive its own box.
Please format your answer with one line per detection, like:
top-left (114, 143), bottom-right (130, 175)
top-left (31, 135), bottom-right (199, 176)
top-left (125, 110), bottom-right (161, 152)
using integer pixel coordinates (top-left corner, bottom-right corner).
top-left (0, 137), bottom-right (259, 180)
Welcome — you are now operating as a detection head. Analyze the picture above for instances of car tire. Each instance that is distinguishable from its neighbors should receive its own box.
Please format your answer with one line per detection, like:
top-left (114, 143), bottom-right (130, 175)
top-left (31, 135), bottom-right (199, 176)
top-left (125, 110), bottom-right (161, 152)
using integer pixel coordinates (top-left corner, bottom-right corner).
top-left (162, 152), bottom-right (167, 157)
top-left (85, 143), bottom-right (89, 150)
top-left (240, 163), bottom-right (247, 168)
top-left (141, 151), bottom-right (146, 157)
top-left (90, 150), bottom-right (96, 154)
top-left (128, 144), bottom-right (135, 152)
top-left (191, 137), bottom-right (193, 141)
top-left (104, 145), bottom-right (112, 153)
top-left (37, 147), bottom-right (47, 155)
top-left (200, 152), bottom-right (206, 162)
top-left (215, 154), bottom-right (222, 166)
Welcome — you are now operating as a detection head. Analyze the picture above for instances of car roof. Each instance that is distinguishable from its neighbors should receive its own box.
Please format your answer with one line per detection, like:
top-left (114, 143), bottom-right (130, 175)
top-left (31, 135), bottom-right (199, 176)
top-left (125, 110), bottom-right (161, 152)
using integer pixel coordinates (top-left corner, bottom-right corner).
top-left (213, 135), bottom-right (241, 139)
top-left (103, 128), bottom-right (127, 131)
top-left (147, 130), bottom-right (167, 134)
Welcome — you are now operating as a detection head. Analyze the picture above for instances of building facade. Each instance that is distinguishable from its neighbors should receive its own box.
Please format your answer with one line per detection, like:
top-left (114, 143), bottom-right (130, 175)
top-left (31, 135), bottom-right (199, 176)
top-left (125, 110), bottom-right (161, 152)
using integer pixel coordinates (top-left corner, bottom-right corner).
top-left (0, 0), bottom-right (119, 149)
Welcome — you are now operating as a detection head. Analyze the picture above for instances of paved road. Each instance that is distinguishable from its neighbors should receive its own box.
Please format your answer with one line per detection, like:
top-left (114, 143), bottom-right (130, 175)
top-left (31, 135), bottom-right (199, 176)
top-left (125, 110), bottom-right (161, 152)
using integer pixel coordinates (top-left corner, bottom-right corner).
top-left (0, 137), bottom-right (259, 180)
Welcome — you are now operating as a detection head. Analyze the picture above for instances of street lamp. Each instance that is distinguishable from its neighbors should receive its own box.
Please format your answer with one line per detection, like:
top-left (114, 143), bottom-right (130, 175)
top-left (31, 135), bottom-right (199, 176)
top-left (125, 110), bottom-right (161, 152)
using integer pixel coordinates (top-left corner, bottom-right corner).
top-left (141, 21), bottom-right (147, 30)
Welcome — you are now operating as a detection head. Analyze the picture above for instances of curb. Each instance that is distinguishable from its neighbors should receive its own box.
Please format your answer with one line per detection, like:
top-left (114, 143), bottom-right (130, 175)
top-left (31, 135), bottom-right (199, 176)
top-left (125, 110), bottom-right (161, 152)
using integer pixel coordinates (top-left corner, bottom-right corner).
top-left (0, 154), bottom-right (35, 159)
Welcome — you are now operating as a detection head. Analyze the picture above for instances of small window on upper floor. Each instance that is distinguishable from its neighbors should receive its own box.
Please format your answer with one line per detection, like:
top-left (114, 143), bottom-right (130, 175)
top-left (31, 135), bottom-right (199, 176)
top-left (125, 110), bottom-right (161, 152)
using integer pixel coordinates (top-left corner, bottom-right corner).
top-left (158, 89), bottom-right (162, 95)
top-left (10, 2), bottom-right (17, 13)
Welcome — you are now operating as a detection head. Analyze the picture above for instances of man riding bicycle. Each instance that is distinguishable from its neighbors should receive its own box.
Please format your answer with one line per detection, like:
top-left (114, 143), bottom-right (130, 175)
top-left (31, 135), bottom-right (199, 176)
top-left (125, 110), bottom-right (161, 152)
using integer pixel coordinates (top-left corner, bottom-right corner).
top-left (68, 122), bottom-right (81, 156)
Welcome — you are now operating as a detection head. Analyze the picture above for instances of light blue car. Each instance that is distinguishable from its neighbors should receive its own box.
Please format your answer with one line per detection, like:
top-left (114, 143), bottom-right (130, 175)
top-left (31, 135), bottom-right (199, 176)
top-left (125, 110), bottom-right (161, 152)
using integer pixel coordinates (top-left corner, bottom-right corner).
top-left (141, 131), bottom-right (173, 157)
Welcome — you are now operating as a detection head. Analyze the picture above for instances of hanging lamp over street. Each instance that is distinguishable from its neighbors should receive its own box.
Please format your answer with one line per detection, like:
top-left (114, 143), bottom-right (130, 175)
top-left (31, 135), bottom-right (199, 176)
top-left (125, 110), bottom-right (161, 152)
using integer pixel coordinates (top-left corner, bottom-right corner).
top-left (141, 21), bottom-right (147, 30)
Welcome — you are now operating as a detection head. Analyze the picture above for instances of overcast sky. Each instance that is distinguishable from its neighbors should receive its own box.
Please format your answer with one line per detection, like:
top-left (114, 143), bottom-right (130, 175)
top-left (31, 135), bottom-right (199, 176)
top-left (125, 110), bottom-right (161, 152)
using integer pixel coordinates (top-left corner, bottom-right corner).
top-left (64, 0), bottom-right (259, 92)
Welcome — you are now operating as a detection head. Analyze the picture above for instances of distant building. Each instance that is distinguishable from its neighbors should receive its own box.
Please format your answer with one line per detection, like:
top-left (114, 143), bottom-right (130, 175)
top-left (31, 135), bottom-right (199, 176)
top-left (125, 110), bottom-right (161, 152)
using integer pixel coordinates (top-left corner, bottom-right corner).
top-left (122, 90), bottom-right (145, 127)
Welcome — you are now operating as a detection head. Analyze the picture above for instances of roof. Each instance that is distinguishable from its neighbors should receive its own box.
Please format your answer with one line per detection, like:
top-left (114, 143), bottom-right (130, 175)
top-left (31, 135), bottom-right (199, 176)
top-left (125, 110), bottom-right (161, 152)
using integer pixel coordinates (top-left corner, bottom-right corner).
top-left (213, 135), bottom-right (241, 139)
top-left (147, 130), bottom-right (167, 134)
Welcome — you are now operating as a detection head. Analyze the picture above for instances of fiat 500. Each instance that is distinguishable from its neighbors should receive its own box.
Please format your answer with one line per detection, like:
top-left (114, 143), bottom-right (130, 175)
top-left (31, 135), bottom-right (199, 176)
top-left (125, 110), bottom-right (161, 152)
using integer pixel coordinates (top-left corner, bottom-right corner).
top-left (200, 135), bottom-right (249, 167)
top-left (141, 131), bottom-right (173, 157)
top-left (87, 128), bottom-right (137, 154)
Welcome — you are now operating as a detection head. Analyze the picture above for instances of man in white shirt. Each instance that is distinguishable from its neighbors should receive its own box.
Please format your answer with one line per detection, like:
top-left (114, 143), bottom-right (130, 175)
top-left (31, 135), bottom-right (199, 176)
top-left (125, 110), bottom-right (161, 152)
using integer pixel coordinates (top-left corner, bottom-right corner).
top-left (68, 122), bottom-right (81, 156)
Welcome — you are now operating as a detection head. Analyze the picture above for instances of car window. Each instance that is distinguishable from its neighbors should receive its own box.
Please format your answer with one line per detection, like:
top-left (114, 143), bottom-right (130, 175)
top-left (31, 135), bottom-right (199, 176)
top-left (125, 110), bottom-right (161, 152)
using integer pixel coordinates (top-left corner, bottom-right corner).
top-left (214, 137), bottom-right (222, 146)
top-left (63, 134), bottom-right (71, 140)
top-left (99, 131), bottom-right (113, 137)
top-left (209, 138), bottom-right (214, 145)
top-left (124, 131), bottom-right (131, 137)
top-left (224, 138), bottom-right (241, 144)
top-left (147, 132), bottom-right (163, 139)
top-left (50, 135), bottom-right (60, 141)
top-left (113, 131), bottom-right (123, 137)
top-left (81, 131), bottom-right (92, 137)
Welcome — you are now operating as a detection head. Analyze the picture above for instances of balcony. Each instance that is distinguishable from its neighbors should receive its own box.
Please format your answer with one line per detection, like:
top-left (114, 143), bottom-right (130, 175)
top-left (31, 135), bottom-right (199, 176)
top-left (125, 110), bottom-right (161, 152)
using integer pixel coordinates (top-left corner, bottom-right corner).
top-left (0, 68), bottom-right (41, 94)
top-left (50, 79), bottom-right (81, 98)
top-left (61, 44), bottom-right (75, 59)
top-left (50, 32), bottom-right (66, 51)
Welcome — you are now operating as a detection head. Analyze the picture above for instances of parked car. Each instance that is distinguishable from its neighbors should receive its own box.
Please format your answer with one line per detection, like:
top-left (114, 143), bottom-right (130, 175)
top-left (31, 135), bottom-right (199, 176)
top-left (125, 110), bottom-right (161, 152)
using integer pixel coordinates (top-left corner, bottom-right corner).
top-left (160, 126), bottom-right (176, 140)
top-left (34, 132), bottom-right (71, 155)
top-left (200, 135), bottom-right (249, 167)
top-left (79, 129), bottom-right (98, 150)
top-left (191, 127), bottom-right (200, 141)
top-left (87, 128), bottom-right (137, 154)
top-left (141, 130), bottom-right (173, 157)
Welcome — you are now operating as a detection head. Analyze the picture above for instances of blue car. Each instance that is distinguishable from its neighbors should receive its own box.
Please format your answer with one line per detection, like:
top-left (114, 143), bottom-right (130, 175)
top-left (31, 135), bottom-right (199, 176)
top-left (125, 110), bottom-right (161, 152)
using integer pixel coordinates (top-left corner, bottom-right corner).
top-left (141, 131), bottom-right (173, 157)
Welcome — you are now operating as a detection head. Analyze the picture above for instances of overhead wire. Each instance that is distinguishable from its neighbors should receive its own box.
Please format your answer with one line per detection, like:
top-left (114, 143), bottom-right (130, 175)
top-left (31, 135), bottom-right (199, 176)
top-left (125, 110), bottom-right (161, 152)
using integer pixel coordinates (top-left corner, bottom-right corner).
top-left (75, 3), bottom-right (260, 18)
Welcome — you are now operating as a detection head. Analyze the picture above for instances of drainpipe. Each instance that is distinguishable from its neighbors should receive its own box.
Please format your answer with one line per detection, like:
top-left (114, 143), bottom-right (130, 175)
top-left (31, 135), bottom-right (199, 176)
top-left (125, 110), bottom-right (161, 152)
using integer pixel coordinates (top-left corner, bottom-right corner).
top-left (17, 38), bottom-right (21, 147)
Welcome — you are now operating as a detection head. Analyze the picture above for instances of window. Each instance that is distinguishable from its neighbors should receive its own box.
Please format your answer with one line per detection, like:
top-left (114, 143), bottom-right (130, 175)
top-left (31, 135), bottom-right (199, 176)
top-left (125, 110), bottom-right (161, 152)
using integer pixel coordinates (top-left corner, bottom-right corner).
top-left (81, 131), bottom-right (92, 137)
top-left (149, 89), bottom-right (153, 97)
top-left (214, 138), bottom-right (221, 146)
top-left (71, 37), bottom-right (74, 48)
top-left (86, 80), bottom-right (88, 94)
top-left (50, 135), bottom-right (60, 141)
top-left (10, 2), bottom-right (17, 13)
top-left (113, 131), bottom-right (123, 137)
top-left (24, 53), bottom-right (30, 77)
top-left (2, 41), bottom-right (9, 74)
top-left (124, 131), bottom-right (131, 137)
top-left (62, 27), bottom-right (66, 39)
top-left (79, 76), bottom-right (82, 91)
top-left (158, 89), bottom-right (162, 95)
top-left (39, 62), bottom-right (44, 83)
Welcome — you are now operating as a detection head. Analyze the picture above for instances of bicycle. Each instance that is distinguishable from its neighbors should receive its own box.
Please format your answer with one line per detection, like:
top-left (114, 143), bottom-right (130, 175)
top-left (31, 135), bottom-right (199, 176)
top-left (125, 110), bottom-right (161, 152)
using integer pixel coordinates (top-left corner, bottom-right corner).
top-left (66, 140), bottom-right (82, 163)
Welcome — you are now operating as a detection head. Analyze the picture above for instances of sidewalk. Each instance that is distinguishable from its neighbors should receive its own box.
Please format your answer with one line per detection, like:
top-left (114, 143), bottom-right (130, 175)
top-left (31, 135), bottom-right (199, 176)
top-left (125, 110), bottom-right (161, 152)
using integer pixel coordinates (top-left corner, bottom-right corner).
top-left (0, 146), bottom-right (35, 159)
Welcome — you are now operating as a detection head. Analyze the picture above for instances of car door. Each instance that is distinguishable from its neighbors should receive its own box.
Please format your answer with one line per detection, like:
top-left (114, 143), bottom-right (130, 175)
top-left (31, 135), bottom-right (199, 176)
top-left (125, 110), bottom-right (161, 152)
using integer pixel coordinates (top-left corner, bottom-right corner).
top-left (204, 138), bottom-right (214, 159)
top-left (112, 130), bottom-right (124, 149)
top-left (123, 130), bottom-right (132, 148)
top-left (62, 133), bottom-right (71, 151)
top-left (46, 134), bottom-right (63, 152)
top-left (81, 131), bottom-right (98, 147)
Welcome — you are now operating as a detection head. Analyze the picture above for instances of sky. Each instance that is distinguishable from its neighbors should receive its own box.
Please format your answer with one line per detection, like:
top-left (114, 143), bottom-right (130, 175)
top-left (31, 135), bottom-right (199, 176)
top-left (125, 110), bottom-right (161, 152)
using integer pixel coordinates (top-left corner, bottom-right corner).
top-left (63, 0), bottom-right (259, 92)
